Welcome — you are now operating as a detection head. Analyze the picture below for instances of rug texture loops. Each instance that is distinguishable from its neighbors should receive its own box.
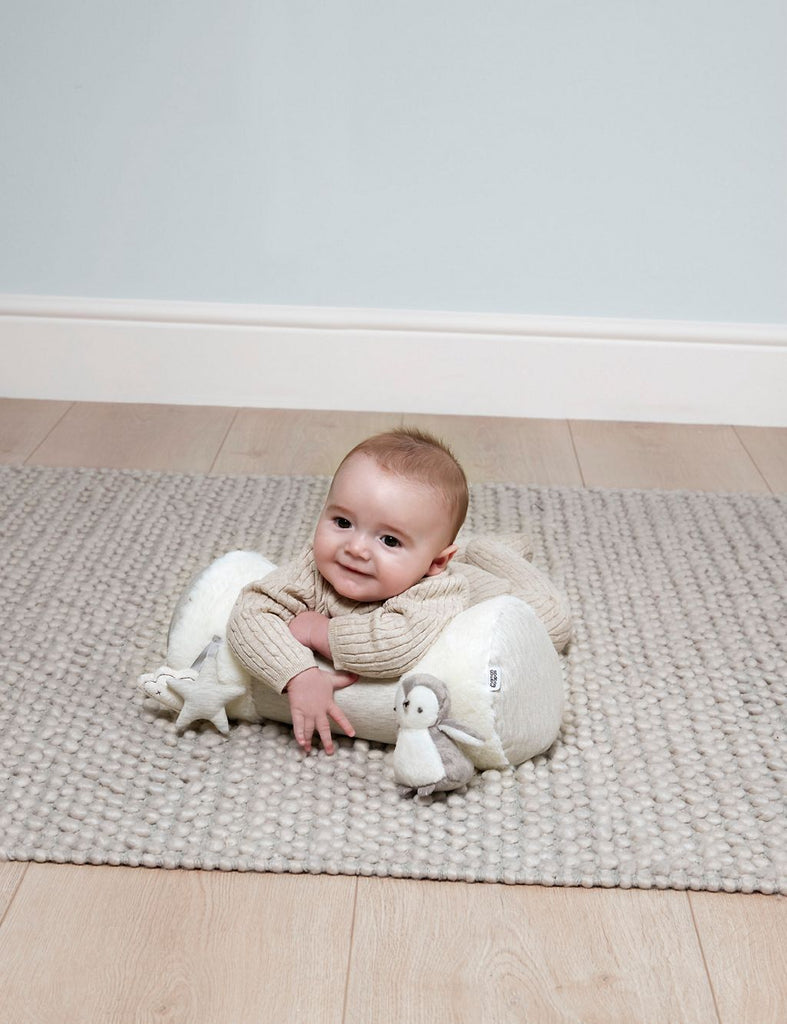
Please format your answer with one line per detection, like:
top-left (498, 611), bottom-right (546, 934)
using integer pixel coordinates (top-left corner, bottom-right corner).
top-left (0, 465), bottom-right (784, 892)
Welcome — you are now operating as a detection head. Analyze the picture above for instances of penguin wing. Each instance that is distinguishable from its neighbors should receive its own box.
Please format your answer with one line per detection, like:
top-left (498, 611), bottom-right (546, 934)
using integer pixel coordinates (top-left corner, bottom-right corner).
top-left (438, 720), bottom-right (485, 747)
top-left (431, 726), bottom-right (476, 791)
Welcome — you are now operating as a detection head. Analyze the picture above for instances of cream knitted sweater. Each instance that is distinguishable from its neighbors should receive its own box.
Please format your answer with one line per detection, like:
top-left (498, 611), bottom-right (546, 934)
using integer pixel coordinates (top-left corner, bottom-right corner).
top-left (226, 538), bottom-right (572, 693)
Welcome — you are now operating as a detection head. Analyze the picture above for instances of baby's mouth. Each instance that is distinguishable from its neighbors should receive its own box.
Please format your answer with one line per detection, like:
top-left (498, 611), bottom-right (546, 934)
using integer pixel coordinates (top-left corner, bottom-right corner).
top-left (338, 562), bottom-right (372, 578)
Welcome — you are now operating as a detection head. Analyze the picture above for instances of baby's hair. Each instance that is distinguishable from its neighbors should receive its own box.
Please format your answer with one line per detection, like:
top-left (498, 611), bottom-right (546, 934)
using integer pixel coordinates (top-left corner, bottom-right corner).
top-left (337, 427), bottom-right (469, 541)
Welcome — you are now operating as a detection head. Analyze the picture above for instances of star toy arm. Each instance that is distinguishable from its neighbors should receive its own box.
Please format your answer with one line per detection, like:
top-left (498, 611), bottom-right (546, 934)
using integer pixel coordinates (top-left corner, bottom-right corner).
top-left (138, 667), bottom-right (197, 712)
top-left (140, 637), bottom-right (246, 736)
top-left (167, 673), bottom-right (246, 736)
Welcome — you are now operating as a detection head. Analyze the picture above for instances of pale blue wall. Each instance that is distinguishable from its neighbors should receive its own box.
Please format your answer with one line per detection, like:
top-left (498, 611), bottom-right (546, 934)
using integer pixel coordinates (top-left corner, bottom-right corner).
top-left (2, 1), bottom-right (785, 322)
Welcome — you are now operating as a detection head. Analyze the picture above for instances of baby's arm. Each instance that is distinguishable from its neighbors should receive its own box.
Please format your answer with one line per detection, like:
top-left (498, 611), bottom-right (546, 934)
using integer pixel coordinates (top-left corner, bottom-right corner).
top-left (226, 549), bottom-right (322, 692)
top-left (227, 554), bottom-right (356, 753)
top-left (288, 610), bottom-right (332, 660)
top-left (327, 573), bottom-right (467, 679)
top-left (285, 611), bottom-right (356, 752)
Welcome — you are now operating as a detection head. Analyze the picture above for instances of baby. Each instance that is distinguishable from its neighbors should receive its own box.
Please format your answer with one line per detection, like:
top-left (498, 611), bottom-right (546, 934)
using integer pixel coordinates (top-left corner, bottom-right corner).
top-left (227, 428), bottom-right (571, 754)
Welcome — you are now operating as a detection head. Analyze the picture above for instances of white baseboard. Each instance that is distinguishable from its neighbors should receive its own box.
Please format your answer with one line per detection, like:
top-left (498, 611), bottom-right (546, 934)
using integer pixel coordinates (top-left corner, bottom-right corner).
top-left (2, 294), bottom-right (786, 426)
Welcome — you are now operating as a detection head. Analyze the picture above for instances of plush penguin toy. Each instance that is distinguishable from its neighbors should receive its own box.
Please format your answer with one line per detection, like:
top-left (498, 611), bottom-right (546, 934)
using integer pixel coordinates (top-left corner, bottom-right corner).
top-left (393, 673), bottom-right (485, 796)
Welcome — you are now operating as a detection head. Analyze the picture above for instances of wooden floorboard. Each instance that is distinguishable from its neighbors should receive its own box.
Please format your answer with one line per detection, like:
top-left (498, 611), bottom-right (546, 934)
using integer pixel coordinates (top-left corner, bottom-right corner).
top-left (1, 398), bottom-right (784, 1023)
top-left (27, 401), bottom-right (238, 473)
top-left (345, 879), bottom-right (719, 1024)
top-left (734, 426), bottom-right (787, 493)
top-left (403, 413), bottom-right (584, 486)
top-left (569, 420), bottom-right (770, 492)
top-left (0, 864), bottom-right (357, 1024)
top-left (690, 891), bottom-right (787, 1024)
top-left (0, 397), bottom-right (71, 465)
top-left (0, 863), bottom-right (28, 921)
top-left (212, 407), bottom-right (402, 476)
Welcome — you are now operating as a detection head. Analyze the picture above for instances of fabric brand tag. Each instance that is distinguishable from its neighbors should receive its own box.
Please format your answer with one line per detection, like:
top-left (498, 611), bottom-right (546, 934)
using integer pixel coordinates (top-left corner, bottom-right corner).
top-left (488, 666), bottom-right (502, 691)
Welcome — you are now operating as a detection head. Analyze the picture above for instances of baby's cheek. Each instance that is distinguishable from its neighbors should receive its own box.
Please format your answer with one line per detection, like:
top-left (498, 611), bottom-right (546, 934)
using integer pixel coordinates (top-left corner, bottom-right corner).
top-left (384, 557), bottom-right (420, 593)
top-left (312, 533), bottom-right (332, 576)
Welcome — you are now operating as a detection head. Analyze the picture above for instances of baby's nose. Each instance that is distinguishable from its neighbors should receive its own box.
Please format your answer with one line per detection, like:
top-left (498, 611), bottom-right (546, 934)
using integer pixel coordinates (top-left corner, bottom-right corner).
top-left (346, 534), bottom-right (370, 557)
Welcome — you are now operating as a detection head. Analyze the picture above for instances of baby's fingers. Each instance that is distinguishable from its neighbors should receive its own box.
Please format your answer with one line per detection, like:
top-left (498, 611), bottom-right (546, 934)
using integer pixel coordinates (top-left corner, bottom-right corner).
top-left (291, 710), bottom-right (314, 753)
top-left (316, 715), bottom-right (335, 755)
top-left (330, 671), bottom-right (358, 691)
top-left (329, 701), bottom-right (355, 740)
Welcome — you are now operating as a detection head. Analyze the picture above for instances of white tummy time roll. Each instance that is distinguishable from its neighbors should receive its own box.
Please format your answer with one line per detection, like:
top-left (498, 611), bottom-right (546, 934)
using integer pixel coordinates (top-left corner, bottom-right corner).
top-left (165, 551), bottom-right (565, 770)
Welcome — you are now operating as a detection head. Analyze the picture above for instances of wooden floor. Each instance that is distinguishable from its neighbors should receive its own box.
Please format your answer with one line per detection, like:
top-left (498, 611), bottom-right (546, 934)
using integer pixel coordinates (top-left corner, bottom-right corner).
top-left (0, 398), bottom-right (785, 1023)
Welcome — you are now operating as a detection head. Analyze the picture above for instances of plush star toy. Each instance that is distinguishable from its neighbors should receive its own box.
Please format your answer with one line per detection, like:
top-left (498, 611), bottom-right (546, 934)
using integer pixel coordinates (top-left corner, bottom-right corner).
top-left (139, 637), bottom-right (246, 736)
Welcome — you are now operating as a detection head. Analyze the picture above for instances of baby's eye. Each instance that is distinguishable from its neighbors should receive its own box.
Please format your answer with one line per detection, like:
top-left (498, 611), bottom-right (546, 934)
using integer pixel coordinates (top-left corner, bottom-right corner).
top-left (334, 517), bottom-right (352, 529)
top-left (381, 535), bottom-right (401, 548)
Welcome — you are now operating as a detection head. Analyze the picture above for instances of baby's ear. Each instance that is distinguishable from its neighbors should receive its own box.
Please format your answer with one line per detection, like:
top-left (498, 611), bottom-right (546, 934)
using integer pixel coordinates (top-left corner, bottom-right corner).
top-left (425, 544), bottom-right (458, 577)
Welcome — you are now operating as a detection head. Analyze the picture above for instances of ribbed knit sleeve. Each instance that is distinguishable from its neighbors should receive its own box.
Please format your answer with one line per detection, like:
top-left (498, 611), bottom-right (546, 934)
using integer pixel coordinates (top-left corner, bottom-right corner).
top-left (327, 571), bottom-right (468, 678)
top-left (225, 548), bottom-right (321, 693)
top-left (459, 537), bottom-right (573, 652)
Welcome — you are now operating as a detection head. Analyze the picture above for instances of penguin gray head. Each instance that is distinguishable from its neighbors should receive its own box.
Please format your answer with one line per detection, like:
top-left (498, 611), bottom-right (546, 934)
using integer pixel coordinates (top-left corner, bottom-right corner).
top-left (394, 673), bottom-right (450, 728)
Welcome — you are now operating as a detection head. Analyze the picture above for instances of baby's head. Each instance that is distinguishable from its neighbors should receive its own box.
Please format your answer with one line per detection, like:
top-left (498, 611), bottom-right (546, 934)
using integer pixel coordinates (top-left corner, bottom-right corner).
top-left (313, 428), bottom-right (469, 602)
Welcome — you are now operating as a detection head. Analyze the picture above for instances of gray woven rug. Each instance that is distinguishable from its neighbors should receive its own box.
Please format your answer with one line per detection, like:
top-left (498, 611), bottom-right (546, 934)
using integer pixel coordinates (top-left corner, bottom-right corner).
top-left (1, 465), bottom-right (784, 893)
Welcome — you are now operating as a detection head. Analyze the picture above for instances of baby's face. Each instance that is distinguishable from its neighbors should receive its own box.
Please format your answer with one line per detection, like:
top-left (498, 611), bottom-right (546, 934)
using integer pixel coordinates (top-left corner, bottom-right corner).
top-left (313, 453), bottom-right (457, 602)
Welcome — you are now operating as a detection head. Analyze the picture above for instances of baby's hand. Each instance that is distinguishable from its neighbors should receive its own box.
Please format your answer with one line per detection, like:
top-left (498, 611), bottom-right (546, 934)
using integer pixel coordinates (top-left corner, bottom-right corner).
top-left (288, 611), bottom-right (332, 660)
top-left (285, 666), bottom-right (356, 754)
